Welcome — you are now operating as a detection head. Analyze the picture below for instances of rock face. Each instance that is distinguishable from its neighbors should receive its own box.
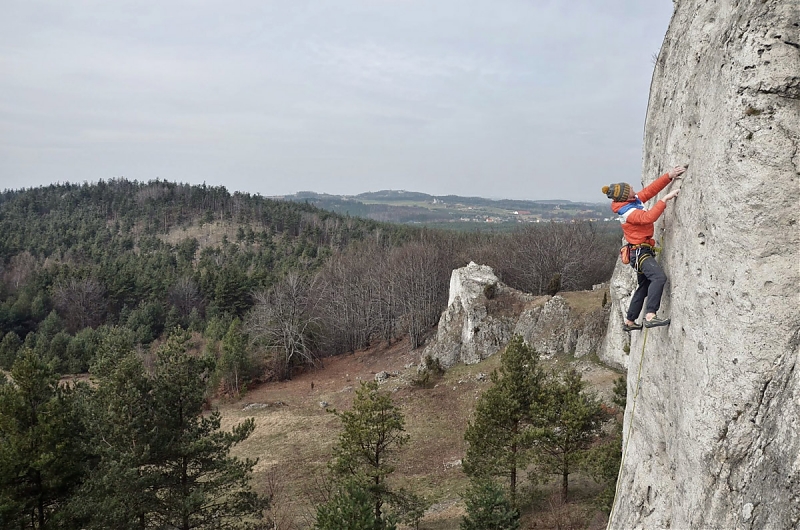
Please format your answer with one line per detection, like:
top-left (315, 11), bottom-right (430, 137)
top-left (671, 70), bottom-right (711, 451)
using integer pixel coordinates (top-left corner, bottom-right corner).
top-left (422, 262), bottom-right (608, 368)
top-left (422, 262), bottom-right (523, 367)
top-left (598, 260), bottom-right (637, 371)
top-left (608, 2), bottom-right (800, 529)
top-left (514, 294), bottom-right (609, 361)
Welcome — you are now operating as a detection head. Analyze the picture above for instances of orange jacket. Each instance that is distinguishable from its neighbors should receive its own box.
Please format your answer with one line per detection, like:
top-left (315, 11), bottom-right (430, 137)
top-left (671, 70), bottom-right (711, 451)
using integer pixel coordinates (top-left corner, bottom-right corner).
top-left (610, 173), bottom-right (674, 245)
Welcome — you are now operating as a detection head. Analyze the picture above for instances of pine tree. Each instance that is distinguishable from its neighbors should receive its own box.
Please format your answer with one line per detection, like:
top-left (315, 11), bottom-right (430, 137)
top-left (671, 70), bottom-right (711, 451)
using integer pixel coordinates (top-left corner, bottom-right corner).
top-left (460, 479), bottom-right (520, 530)
top-left (71, 335), bottom-right (160, 529)
top-left (0, 348), bottom-right (86, 528)
top-left (585, 375), bottom-right (625, 512)
top-left (218, 317), bottom-right (252, 395)
top-left (463, 336), bottom-right (544, 504)
top-left (584, 426), bottom-right (622, 512)
top-left (0, 331), bottom-right (21, 370)
top-left (329, 381), bottom-right (409, 526)
top-left (146, 331), bottom-right (267, 529)
top-left (315, 479), bottom-right (396, 530)
top-left (77, 330), bottom-right (267, 529)
top-left (214, 265), bottom-right (251, 317)
top-left (529, 367), bottom-right (607, 502)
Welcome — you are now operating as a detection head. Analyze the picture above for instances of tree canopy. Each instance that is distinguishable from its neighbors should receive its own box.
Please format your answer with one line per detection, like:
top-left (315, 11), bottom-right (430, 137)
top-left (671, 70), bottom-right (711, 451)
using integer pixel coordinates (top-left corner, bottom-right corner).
top-left (463, 336), bottom-right (545, 504)
top-left (0, 331), bottom-right (267, 529)
top-left (0, 179), bottom-right (617, 381)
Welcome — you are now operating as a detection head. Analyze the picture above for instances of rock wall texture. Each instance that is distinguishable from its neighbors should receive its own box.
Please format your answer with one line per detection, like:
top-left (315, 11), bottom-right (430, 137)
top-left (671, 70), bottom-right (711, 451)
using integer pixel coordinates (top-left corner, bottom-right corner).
top-left (609, 1), bottom-right (800, 529)
top-left (423, 262), bottom-right (608, 368)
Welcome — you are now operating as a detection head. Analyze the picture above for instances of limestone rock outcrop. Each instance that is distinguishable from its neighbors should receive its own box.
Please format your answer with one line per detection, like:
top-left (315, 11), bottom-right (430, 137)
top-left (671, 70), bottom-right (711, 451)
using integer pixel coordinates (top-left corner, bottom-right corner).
top-left (514, 294), bottom-right (608, 361)
top-left (608, 1), bottom-right (800, 529)
top-left (598, 260), bottom-right (637, 371)
top-left (422, 262), bottom-right (609, 368)
top-left (421, 262), bottom-right (524, 367)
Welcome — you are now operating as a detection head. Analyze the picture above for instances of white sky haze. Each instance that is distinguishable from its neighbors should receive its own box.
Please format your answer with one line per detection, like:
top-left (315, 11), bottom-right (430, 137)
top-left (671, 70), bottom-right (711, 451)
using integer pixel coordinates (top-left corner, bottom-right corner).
top-left (0, 1), bottom-right (674, 202)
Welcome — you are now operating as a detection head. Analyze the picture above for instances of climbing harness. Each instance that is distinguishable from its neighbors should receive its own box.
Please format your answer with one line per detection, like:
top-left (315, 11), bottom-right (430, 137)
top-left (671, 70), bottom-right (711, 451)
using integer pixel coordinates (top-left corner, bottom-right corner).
top-left (630, 243), bottom-right (656, 273)
top-left (620, 242), bottom-right (660, 272)
top-left (607, 326), bottom-right (650, 527)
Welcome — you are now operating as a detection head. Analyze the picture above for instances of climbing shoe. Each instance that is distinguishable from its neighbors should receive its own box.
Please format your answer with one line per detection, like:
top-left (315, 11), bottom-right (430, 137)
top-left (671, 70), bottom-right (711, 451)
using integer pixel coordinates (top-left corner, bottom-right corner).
top-left (622, 322), bottom-right (642, 332)
top-left (644, 317), bottom-right (671, 328)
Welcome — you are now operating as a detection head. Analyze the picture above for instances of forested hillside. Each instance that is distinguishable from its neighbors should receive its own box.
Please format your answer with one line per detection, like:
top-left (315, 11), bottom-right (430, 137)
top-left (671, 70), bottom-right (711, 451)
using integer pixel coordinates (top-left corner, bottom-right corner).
top-left (0, 179), bottom-right (623, 528)
top-left (0, 178), bottom-right (619, 380)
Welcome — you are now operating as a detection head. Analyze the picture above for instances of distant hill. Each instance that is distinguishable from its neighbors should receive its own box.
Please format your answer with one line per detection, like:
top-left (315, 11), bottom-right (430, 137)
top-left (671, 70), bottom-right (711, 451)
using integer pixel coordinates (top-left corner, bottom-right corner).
top-left (279, 190), bottom-right (611, 227)
top-left (355, 190), bottom-right (434, 202)
top-left (0, 179), bottom-right (417, 369)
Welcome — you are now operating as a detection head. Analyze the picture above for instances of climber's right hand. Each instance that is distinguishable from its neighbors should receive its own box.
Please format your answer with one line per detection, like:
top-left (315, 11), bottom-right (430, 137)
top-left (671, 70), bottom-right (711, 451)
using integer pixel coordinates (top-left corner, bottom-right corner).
top-left (669, 166), bottom-right (687, 179)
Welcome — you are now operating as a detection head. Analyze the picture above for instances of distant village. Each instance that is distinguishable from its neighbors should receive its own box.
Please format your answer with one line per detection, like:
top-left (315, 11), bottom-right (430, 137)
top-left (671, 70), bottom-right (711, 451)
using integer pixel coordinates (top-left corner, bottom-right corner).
top-left (281, 191), bottom-right (612, 226)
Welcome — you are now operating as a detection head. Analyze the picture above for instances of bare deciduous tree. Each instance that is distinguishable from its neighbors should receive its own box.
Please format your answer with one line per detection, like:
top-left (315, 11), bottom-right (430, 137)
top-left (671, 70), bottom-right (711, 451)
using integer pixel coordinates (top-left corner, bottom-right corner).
top-left (262, 466), bottom-right (296, 530)
top-left (52, 277), bottom-right (106, 332)
top-left (372, 251), bottom-right (400, 344)
top-left (485, 223), bottom-right (615, 295)
top-left (269, 223), bottom-right (616, 360)
top-left (315, 244), bottom-right (381, 354)
top-left (168, 276), bottom-right (204, 319)
top-left (246, 272), bottom-right (321, 380)
top-left (391, 241), bottom-right (450, 349)
top-left (3, 251), bottom-right (37, 293)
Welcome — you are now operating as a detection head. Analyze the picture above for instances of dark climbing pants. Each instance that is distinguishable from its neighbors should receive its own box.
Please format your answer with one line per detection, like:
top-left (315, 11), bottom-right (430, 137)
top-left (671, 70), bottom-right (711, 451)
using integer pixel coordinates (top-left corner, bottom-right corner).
top-left (626, 256), bottom-right (667, 322)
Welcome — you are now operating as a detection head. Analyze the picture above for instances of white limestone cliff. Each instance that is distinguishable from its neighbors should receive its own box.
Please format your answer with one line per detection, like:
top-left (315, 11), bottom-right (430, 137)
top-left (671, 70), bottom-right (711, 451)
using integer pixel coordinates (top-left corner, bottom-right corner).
top-left (608, 1), bottom-right (800, 529)
top-left (422, 262), bottom-right (609, 368)
top-left (422, 262), bottom-right (524, 367)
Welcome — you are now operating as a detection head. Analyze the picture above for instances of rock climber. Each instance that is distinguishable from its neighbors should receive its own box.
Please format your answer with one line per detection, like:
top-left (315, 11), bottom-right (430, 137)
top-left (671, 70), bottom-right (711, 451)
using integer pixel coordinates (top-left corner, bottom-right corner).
top-left (602, 165), bottom-right (686, 330)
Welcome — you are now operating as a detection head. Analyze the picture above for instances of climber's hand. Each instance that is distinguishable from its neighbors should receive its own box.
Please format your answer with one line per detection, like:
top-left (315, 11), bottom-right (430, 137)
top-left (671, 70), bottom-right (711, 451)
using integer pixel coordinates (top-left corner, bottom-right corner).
top-left (669, 165), bottom-right (687, 179)
top-left (664, 189), bottom-right (680, 201)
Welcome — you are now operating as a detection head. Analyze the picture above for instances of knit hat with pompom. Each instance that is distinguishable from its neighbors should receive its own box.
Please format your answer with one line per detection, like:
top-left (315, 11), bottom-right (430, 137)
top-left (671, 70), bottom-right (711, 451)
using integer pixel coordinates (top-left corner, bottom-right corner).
top-left (602, 183), bottom-right (633, 202)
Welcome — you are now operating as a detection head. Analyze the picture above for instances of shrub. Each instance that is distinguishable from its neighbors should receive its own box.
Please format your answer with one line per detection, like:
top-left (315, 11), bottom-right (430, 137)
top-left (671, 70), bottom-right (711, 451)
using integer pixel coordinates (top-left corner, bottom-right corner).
top-left (483, 282), bottom-right (497, 300)
top-left (316, 479), bottom-right (394, 530)
top-left (546, 273), bottom-right (562, 296)
top-left (412, 355), bottom-right (444, 388)
top-left (461, 479), bottom-right (519, 530)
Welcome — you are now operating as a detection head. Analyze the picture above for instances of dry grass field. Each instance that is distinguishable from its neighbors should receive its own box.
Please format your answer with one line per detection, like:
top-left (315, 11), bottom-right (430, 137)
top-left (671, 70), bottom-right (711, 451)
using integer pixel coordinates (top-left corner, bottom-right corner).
top-left (218, 289), bottom-right (622, 530)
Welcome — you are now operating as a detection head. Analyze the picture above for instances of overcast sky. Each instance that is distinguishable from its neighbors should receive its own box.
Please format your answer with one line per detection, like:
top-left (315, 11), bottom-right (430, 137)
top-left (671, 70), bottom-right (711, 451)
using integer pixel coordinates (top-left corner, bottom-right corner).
top-left (0, 1), bottom-right (673, 202)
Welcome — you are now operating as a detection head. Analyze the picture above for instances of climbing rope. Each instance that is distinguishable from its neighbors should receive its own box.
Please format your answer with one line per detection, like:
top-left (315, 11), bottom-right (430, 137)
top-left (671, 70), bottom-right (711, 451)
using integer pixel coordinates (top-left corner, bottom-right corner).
top-left (606, 172), bottom-right (682, 527)
top-left (607, 325), bottom-right (649, 528)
